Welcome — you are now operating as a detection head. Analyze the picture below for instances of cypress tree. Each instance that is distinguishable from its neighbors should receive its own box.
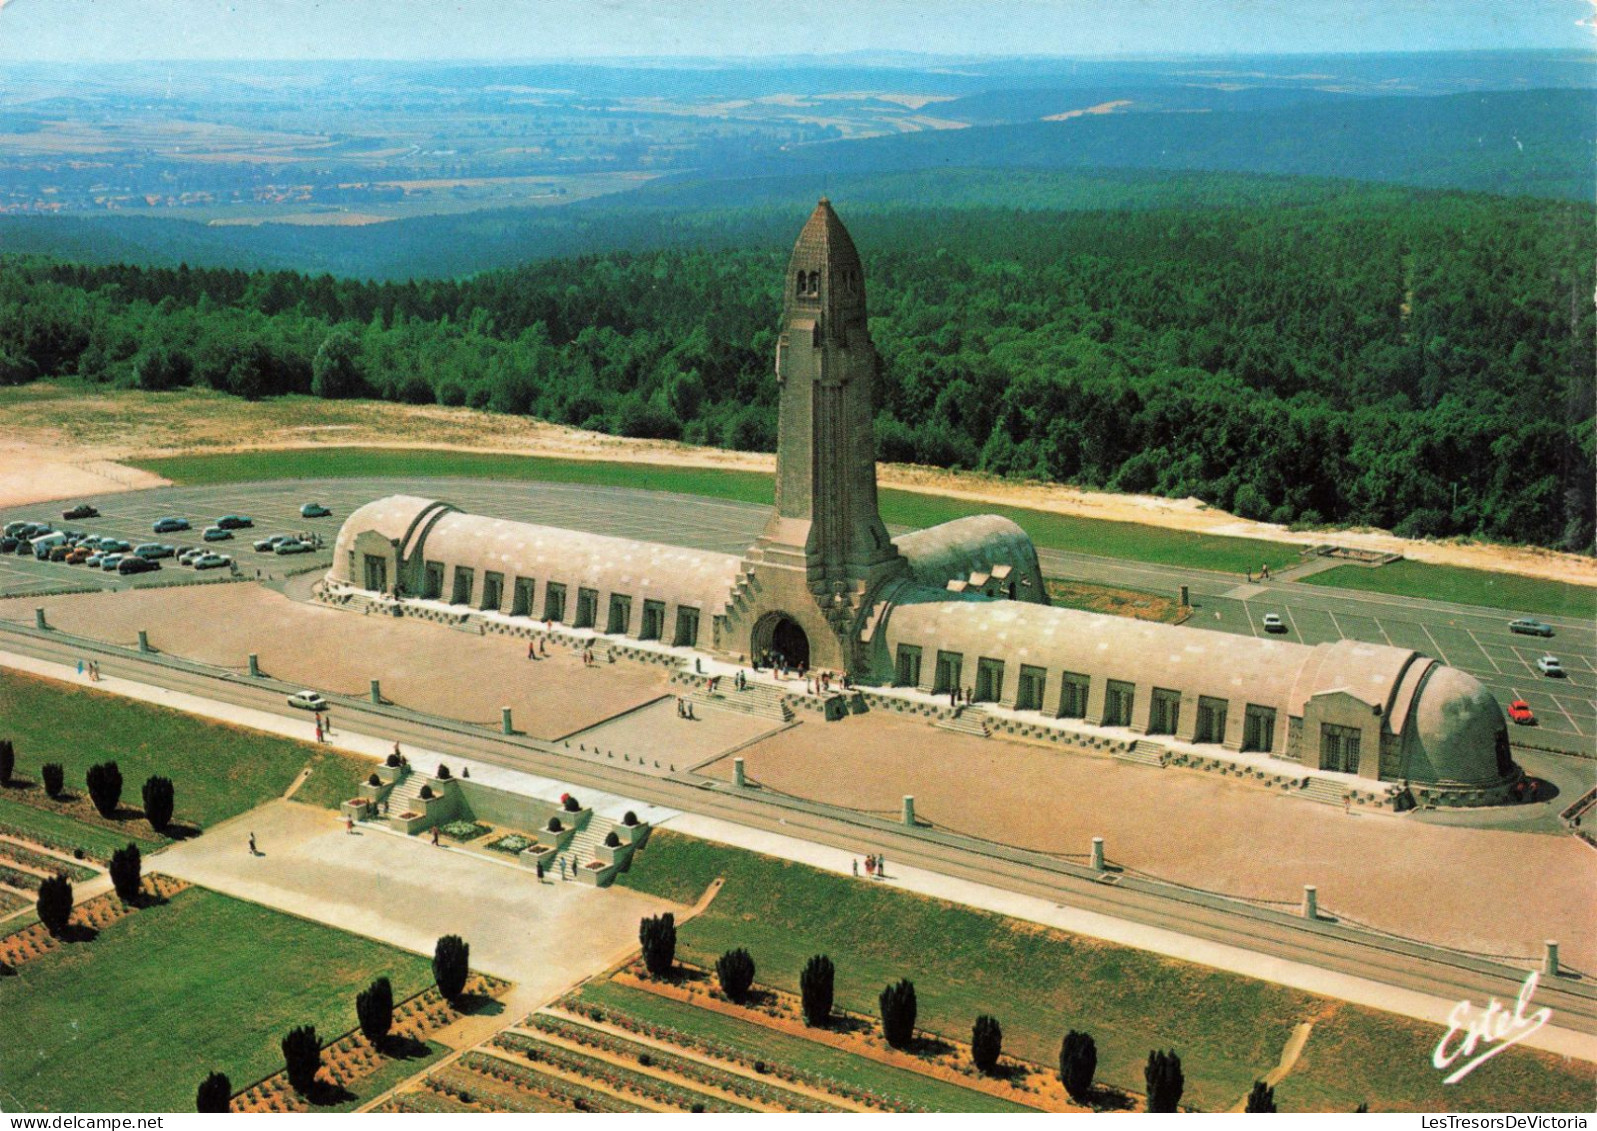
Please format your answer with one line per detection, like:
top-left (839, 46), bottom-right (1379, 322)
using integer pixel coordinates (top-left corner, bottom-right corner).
top-left (36, 874), bottom-right (73, 937)
top-left (715, 947), bottom-right (755, 1002)
top-left (799, 954), bottom-right (834, 1028)
top-left (356, 976), bottom-right (394, 1050)
top-left (639, 912), bottom-right (677, 977)
top-left (1145, 1048), bottom-right (1184, 1114)
top-left (108, 843), bottom-right (142, 904)
top-left (432, 934), bottom-right (470, 1003)
top-left (1059, 1030), bottom-right (1098, 1104)
top-left (879, 978), bottom-right (918, 1049)
top-left (141, 775), bottom-right (175, 832)
top-left (195, 1072), bottom-right (231, 1113)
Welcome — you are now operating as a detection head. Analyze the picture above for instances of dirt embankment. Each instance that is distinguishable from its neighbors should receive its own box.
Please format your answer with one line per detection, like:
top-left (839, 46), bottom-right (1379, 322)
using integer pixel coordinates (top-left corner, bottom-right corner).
top-left (0, 383), bottom-right (1591, 588)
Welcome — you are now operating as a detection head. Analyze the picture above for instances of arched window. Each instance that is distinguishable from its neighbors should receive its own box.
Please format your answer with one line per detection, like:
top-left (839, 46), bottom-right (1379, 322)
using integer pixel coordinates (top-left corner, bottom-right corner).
top-left (795, 270), bottom-right (807, 297)
top-left (807, 271), bottom-right (820, 295)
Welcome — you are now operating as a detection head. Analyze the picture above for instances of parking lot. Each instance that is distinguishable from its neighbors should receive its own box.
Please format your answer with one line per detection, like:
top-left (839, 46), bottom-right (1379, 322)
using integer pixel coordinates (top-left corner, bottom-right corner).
top-left (2, 475), bottom-right (1592, 752)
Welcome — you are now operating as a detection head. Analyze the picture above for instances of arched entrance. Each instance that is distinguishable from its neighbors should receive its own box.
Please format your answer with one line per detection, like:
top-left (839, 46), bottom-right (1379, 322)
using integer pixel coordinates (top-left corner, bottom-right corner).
top-left (753, 611), bottom-right (811, 669)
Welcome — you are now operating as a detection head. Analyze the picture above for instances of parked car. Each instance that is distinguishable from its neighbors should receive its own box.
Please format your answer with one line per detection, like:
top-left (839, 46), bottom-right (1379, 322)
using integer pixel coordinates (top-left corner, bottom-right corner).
top-left (287, 690), bottom-right (328, 711)
top-left (1537, 655), bottom-right (1564, 677)
top-left (153, 517), bottom-right (191, 533)
top-left (0, 536), bottom-right (18, 553)
top-left (134, 543), bottom-right (175, 560)
top-left (99, 539), bottom-right (132, 554)
top-left (300, 502), bottom-right (331, 518)
top-left (253, 534), bottom-right (293, 552)
top-left (215, 515), bottom-right (253, 530)
top-left (202, 526), bottom-right (233, 542)
top-left (1261, 613), bottom-right (1286, 633)
top-left (48, 545), bottom-right (72, 562)
top-left (118, 556), bottom-right (159, 575)
top-left (3, 521), bottom-right (29, 538)
top-left (178, 547), bottom-right (207, 566)
top-left (99, 553), bottom-right (126, 571)
top-left (193, 552), bottom-right (232, 570)
top-left (66, 547), bottom-right (91, 565)
top-left (275, 539), bottom-right (313, 555)
top-left (62, 504), bottom-right (98, 520)
top-left (85, 553), bottom-right (105, 568)
top-left (1508, 618), bottom-right (1555, 638)
top-left (19, 522), bottom-right (53, 539)
top-left (32, 534), bottom-right (70, 559)
top-left (1507, 699), bottom-right (1536, 725)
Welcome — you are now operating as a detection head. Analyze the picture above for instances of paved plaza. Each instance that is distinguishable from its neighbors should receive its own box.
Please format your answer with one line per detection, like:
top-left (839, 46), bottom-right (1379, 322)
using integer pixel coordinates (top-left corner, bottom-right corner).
top-left (705, 712), bottom-right (1597, 972)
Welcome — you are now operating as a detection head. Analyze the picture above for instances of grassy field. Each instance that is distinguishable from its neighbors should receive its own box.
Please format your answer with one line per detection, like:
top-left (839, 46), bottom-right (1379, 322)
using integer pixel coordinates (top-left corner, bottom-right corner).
top-left (1044, 578), bottom-right (1186, 623)
top-left (616, 832), bottom-right (1595, 1113)
top-left (0, 795), bottom-right (158, 859)
top-left (0, 670), bottom-right (371, 835)
top-left (1303, 560), bottom-right (1595, 620)
top-left (575, 980), bottom-right (1030, 1113)
top-left (130, 448), bottom-right (1302, 575)
top-left (0, 887), bottom-right (435, 1112)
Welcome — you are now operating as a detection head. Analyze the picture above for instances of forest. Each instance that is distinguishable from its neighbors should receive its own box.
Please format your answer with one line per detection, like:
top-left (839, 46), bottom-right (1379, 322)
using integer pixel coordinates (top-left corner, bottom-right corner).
top-left (1, 182), bottom-right (1591, 551)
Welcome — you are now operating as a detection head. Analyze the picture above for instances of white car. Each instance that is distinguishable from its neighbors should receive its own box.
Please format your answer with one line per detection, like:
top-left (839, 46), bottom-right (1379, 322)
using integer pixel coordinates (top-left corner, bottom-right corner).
top-left (193, 552), bottom-right (232, 570)
top-left (1537, 655), bottom-right (1564, 677)
top-left (1261, 613), bottom-right (1286, 633)
top-left (287, 690), bottom-right (328, 711)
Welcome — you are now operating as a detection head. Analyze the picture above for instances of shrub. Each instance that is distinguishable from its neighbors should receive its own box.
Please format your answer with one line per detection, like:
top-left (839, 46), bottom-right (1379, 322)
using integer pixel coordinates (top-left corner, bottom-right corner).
top-left (356, 976), bottom-right (394, 1049)
top-left (603, 830), bottom-right (621, 848)
top-left (109, 843), bottom-right (142, 903)
top-left (1245, 1081), bottom-right (1277, 1113)
top-left (281, 1025), bottom-right (322, 1096)
top-left (0, 738), bottom-right (13, 785)
top-left (141, 775), bottom-right (175, 832)
top-left (639, 912), bottom-right (676, 977)
top-left (622, 810), bottom-right (639, 826)
top-left (563, 795), bottom-right (581, 812)
top-left (418, 784), bottom-right (435, 800)
top-left (436, 764), bottom-right (452, 780)
top-left (433, 934), bottom-right (470, 1002)
top-left (637, 1052), bottom-right (653, 1068)
top-left (367, 773), bottom-right (381, 787)
top-left (715, 947), bottom-right (755, 1002)
top-left (971, 1014), bottom-right (1003, 1074)
top-left (547, 817), bottom-right (563, 833)
top-left (195, 1071), bottom-right (232, 1113)
top-left (1145, 1049), bottom-right (1184, 1114)
top-left (799, 954), bottom-right (834, 1028)
top-left (36, 874), bottom-right (73, 937)
top-left (1059, 1030), bottom-right (1097, 1103)
top-left (41, 762), bottom-right (64, 798)
top-left (85, 761), bottom-right (122, 818)
top-left (879, 979), bottom-right (917, 1049)
top-left (385, 751), bottom-right (402, 768)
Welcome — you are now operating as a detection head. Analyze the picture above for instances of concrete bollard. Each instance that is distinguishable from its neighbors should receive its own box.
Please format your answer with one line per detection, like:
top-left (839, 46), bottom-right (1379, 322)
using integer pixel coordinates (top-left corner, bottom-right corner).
top-left (1302, 885), bottom-right (1318, 921)
top-left (137, 630), bottom-right (150, 654)
top-left (369, 679), bottom-right (381, 704)
top-left (1179, 585), bottom-right (1190, 608)
top-left (501, 707), bottom-right (513, 735)
top-left (1090, 836), bottom-right (1106, 872)
top-left (1545, 940), bottom-right (1560, 977)
top-left (34, 607), bottom-right (46, 630)
top-left (902, 795), bottom-right (916, 827)
top-left (733, 757), bottom-right (746, 788)
top-left (247, 653), bottom-right (260, 677)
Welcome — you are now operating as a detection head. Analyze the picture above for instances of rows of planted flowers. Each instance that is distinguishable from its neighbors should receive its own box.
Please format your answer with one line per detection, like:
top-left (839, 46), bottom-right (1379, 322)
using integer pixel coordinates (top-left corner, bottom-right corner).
top-left (491, 1031), bottom-right (753, 1113)
top-left (452, 1051), bottom-right (649, 1113)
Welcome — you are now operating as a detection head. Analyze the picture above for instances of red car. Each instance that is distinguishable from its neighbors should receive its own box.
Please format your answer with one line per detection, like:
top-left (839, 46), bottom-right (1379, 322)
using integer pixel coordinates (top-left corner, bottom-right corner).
top-left (1507, 699), bottom-right (1536, 726)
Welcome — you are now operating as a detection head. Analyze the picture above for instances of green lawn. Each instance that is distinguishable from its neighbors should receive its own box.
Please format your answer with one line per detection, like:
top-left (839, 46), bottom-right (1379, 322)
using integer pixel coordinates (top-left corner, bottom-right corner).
top-left (1303, 560), bottom-right (1595, 620)
top-left (616, 832), bottom-right (1595, 1113)
top-left (576, 980), bottom-right (1030, 1113)
top-left (0, 887), bottom-right (435, 1112)
top-left (0, 670), bottom-right (372, 835)
top-left (0, 796), bottom-right (158, 860)
top-left (130, 448), bottom-right (1301, 575)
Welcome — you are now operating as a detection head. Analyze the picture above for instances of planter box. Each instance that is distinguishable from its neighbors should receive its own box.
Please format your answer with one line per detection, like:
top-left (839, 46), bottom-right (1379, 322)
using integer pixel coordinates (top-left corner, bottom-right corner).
top-left (518, 843), bottom-right (557, 871)
top-left (358, 779), bottom-right (392, 803)
top-left (613, 820), bottom-right (650, 846)
top-left (556, 805), bottom-right (592, 828)
top-left (540, 823), bottom-right (577, 853)
top-left (392, 810), bottom-right (432, 835)
top-left (376, 763), bottom-right (407, 785)
top-left (595, 840), bottom-right (635, 869)
top-left (340, 799), bottom-right (372, 821)
top-left (576, 859), bottom-right (619, 887)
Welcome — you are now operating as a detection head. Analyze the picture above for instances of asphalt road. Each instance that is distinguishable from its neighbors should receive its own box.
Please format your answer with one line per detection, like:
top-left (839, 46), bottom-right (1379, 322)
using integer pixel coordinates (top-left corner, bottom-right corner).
top-left (3, 477), bottom-right (1593, 756)
top-left (5, 617), bottom-right (1595, 1039)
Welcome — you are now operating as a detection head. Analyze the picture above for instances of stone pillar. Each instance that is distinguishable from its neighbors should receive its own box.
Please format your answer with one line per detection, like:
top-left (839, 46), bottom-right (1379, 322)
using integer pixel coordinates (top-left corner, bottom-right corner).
top-left (34, 607), bottom-right (46, 630)
top-left (1179, 585), bottom-right (1190, 608)
top-left (501, 706), bottom-right (513, 735)
top-left (902, 795), bottom-right (916, 827)
top-left (369, 679), bottom-right (381, 704)
top-left (733, 757), bottom-right (746, 788)
top-left (1545, 940), bottom-right (1560, 977)
top-left (1090, 836), bottom-right (1105, 872)
top-left (247, 653), bottom-right (260, 677)
top-left (137, 630), bottom-right (150, 654)
top-left (1302, 885), bottom-right (1318, 921)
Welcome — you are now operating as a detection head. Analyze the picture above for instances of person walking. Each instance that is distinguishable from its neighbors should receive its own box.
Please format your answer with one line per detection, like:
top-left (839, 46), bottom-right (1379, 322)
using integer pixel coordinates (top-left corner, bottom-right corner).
top-left (77, 659), bottom-right (84, 676)
top-left (345, 814), bottom-right (355, 834)
top-left (314, 721), bottom-right (324, 744)
top-left (852, 858), bottom-right (859, 878)
top-left (877, 854), bottom-right (886, 879)
top-left (248, 831), bottom-right (257, 856)
top-left (430, 825), bottom-right (440, 846)
top-left (864, 855), bottom-right (875, 878)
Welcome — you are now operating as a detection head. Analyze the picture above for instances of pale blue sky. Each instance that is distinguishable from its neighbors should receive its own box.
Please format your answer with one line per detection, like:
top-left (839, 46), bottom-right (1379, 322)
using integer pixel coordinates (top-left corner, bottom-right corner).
top-left (0, 0), bottom-right (1588, 62)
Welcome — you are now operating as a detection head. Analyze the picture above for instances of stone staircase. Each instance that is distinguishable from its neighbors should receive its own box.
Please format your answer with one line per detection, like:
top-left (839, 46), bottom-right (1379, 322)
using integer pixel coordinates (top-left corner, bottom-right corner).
top-left (557, 814), bottom-right (615, 872)
top-left (1299, 777), bottom-right (1350, 806)
top-left (1115, 740), bottom-right (1169, 768)
top-left (682, 678), bottom-right (794, 722)
top-left (934, 706), bottom-right (989, 739)
top-left (385, 772), bottom-right (430, 818)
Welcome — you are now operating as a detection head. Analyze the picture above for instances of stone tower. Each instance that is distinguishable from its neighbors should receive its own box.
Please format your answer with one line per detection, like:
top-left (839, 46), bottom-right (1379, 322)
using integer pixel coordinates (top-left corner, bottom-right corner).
top-left (720, 199), bottom-right (907, 673)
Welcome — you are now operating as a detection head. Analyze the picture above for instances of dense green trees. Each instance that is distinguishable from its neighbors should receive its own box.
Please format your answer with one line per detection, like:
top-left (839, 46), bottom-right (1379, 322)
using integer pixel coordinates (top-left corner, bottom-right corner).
top-left (1145, 1048), bottom-right (1185, 1113)
top-left (36, 874), bottom-right (73, 937)
top-left (195, 1071), bottom-right (232, 1113)
top-left (878, 978), bottom-right (917, 1048)
top-left (356, 976), bottom-right (394, 1050)
top-left (41, 762), bottom-right (64, 799)
top-left (142, 775), bottom-right (175, 832)
top-left (1059, 1029), bottom-right (1098, 1103)
top-left (432, 934), bottom-right (470, 1003)
top-left (799, 954), bottom-right (835, 1028)
top-left (0, 738), bottom-right (13, 786)
top-left (971, 1014), bottom-right (1003, 1074)
top-left (85, 761), bottom-right (122, 819)
top-left (109, 844), bottom-right (142, 904)
top-left (715, 947), bottom-right (755, 1002)
top-left (1, 186), bottom-right (1589, 549)
top-left (639, 912), bottom-right (677, 978)
top-left (280, 1024), bottom-right (323, 1096)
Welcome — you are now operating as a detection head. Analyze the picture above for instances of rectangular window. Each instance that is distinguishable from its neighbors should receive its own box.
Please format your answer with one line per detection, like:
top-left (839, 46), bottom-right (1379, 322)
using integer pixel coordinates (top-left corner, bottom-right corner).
top-left (1058, 672), bottom-right (1089, 719)
top-left (1320, 723), bottom-right (1362, 774)
top-left (511, 577), bottom-right (535, 617)
top-left (1015, 665), bottom-right (1047, 711)
top-left (481, 571), bottom-right (504, 612)
top-left (1149, 688), bottom-right (1182, 735)
top-left (423, 561), bottom-right (444, 600)
top-left (1195, 696), bottom-right (1229, 744)
top-left (1103, 680), bottom-right (1135, 727)
top-left (933, 651), bottom-right (963, 695)
top-left (575, 587), bottom-right (598, 629)
top-left (543, 582), bottom-right (566, 623)
top-left (362, 554), bottom-right (387, 592)
top-left (450, 566), bottom-right (474, 606)
top-left (673, 606), bottom-right (701, 648)
top-left (640, 599), bottom-right (666, 640)
top-left (1242, 705), bottom-right (1276, 753)
top-left (974, 658), bottom-right (1005, 703)
top-left (607, 593), bottom-right (632, 635)
top-left (895, 644), bottom-right (923, 688)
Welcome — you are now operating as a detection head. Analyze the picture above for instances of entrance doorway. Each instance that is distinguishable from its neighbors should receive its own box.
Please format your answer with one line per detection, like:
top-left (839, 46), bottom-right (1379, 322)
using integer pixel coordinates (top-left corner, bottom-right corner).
top-left (754, 613), bottom-right (811, 669)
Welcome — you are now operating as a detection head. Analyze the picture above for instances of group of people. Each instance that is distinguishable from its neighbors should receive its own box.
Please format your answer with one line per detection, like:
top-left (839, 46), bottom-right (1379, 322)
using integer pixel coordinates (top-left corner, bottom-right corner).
top-left (852, 853), bottom-right (888, 880)
top-left (948, 685), bottom-right (975, 708)
top-left (675, 697), bottom-right (698, 720)
top-left (804, 670), bottom-right (849, 696)
top-left (526, 637), bottom-right (549, 660)
top-left (76, 659), bottom-right (103, 681)
top-left (313, 710), bottom-right (333, 743)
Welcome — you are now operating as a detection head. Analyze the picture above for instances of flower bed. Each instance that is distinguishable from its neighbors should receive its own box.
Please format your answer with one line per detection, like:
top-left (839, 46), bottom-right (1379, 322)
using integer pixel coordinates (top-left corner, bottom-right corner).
top-left (0, 842), bottom-right (98, 882)
top-left (491, 1031), bottom-right (752, 1113)
top-left (0, 862), bottom-right (44, 891)
top-left (0, 875), bottom-right (189, 969)
top-left (457, 1052), bottom-right (649, 1113)
top-left (526, 1013), bottom-right (846, 1113)
top-left (0, 822), bottom-right (107, 863)
top-left (486, 833), bottom-right (535, 855)
top-left (438, 819), bottom-right (491, 842)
